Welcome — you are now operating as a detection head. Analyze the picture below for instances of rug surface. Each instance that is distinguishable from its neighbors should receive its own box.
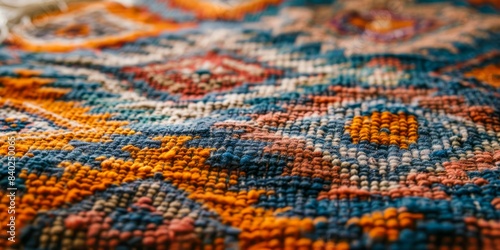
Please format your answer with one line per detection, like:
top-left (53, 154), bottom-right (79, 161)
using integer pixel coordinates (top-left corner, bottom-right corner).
top-left (1, 0), bottom-right (500, 249)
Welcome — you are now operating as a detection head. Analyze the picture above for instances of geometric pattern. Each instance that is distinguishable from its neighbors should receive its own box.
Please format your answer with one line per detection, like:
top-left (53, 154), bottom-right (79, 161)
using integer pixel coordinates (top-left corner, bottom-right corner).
top-left (346, 111), bottom-right (419, 149)
top-left (9, 2), bottom-right (192, 52)
top-left (0, 0), bottom-right (500, 249)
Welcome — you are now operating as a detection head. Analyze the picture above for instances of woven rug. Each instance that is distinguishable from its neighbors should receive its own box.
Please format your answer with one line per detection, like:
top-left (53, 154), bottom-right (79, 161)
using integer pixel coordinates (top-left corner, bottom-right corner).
top-left (1, 0), bottom-right (500, 249)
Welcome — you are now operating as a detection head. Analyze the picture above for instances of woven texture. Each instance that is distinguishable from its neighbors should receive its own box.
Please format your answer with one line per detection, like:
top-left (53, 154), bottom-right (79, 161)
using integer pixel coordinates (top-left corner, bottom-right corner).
top-left (1, 0), bottom-right (500, 249)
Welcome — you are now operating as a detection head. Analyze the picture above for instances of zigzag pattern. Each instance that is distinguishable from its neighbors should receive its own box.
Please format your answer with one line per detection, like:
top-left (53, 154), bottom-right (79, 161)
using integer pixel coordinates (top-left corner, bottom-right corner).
top-left (0, 0), bottom-right (499, 249)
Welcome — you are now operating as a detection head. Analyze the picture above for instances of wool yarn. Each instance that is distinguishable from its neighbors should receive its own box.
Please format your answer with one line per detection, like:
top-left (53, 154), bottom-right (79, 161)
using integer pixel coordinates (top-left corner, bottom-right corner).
top-left (0, 0), bottom-right (500, 249)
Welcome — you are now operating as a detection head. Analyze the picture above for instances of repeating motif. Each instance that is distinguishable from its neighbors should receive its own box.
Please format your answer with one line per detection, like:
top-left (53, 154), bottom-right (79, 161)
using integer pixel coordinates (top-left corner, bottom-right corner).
top-left (0, 0), bottom-right (499, 249)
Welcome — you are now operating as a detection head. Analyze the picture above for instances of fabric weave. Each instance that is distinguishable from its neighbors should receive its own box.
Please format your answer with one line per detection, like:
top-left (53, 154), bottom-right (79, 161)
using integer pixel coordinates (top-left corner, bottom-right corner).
top-left (0, 0), bottom-right (499, 249)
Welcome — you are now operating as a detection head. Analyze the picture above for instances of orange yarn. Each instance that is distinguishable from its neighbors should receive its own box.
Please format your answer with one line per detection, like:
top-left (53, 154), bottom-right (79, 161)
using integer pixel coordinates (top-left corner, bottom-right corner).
top-left (347, 111), bottom-right (418, 149)
top-left (465, 64), bottom-right (500, 87)
top-left (170, 0), bottom-right (282, 20)
top-left (8, 2), bottom-right (195, 52)
top-left (347, 207), bottom-right (423, 242)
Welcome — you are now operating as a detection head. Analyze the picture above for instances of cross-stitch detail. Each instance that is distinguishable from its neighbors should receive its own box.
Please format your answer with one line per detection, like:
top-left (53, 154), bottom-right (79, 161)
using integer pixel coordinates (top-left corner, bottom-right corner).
top-left (0, 0), bottom-right (499, 249)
